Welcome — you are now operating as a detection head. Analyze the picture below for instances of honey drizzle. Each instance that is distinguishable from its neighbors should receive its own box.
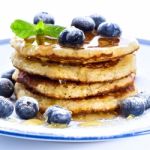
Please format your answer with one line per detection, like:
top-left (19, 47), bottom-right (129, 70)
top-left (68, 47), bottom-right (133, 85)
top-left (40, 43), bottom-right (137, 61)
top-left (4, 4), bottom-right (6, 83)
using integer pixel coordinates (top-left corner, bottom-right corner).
top-left (24, 33), bottom-right (120, 48)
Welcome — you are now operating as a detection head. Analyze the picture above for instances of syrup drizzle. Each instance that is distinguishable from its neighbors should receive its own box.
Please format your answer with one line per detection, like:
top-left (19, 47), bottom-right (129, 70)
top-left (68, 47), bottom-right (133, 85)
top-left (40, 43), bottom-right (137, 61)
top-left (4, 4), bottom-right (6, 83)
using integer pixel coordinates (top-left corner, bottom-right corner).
top-left (24, 32), bottom-right (120, 49)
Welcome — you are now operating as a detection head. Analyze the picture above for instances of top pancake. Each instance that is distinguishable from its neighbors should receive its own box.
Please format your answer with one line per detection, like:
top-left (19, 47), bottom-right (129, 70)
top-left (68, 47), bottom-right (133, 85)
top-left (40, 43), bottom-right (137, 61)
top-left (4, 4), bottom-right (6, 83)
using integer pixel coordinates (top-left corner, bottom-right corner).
top-left (11, 36), bottom-right (139, 64)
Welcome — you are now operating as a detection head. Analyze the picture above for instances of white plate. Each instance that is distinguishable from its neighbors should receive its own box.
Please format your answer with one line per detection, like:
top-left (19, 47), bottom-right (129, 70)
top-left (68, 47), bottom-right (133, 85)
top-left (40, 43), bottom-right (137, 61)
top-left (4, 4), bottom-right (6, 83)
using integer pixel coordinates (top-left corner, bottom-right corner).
top-left (0, 39), bottom-right (150, 142)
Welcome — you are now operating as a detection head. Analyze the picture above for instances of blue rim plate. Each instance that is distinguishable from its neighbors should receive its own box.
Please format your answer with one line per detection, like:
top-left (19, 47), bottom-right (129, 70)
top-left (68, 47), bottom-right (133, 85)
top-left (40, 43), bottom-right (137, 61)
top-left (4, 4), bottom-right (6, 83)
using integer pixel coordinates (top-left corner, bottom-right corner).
top-left (0, 38), bottom-right (150, 142)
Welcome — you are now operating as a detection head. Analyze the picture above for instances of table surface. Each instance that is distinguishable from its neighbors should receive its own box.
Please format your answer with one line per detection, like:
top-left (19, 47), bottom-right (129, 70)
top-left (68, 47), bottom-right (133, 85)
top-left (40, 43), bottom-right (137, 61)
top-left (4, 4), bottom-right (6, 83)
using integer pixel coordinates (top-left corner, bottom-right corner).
top-left (0, 134), bottom-right (150, 150)
top-left (0, 0), bottom-right (150, 149)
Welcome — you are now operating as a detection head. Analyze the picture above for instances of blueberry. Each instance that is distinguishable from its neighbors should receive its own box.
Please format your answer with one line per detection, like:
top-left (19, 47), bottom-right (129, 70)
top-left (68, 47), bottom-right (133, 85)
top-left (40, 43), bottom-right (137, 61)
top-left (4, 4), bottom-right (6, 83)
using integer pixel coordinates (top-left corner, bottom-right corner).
top-left (10, 93), bottom-right (17, 102)
top-left (1, 69), bottom-right (15, 84)
top-left (120, 96), bottom-right (145, 117)
top-left (71, 17), bottom-right (95, 32)
top-left (135, 91), bottom-right (150, 109)
top-left (97, 22), bottom-right (122, 37)
top-left (58, 27), bottom-right (85, 47)
top-left (33, 12), bottom-right (55, 24)
top-left (0, 78), bottom-right (14, 98)
top-left (50, 110), bottom-right (72, 125)
top-left (90, 14), bottom-right (106, 29)
top-left (0, 96), bottom-right (14, 118)
top-left (44, 105), bottom-right (62, 122)
top-left (44, 105), bottom-right (72, 125)
top-left (15, 96), bottom-right (39, 119)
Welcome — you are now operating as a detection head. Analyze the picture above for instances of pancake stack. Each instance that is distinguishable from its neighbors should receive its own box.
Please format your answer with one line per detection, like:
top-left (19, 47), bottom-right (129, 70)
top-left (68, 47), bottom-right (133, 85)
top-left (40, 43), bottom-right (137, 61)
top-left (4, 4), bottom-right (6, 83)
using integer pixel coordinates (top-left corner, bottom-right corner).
top-left (11, 35), bottom-right (139, 115)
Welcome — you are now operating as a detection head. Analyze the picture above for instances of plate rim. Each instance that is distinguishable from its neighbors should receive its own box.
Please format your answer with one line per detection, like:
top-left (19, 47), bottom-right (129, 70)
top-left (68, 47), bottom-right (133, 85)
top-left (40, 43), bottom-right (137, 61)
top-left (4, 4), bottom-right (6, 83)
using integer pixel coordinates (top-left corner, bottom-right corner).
top-left (0, 38), bottom-right (150, 142)
top-left (0, 127), bottom-right (150, 142)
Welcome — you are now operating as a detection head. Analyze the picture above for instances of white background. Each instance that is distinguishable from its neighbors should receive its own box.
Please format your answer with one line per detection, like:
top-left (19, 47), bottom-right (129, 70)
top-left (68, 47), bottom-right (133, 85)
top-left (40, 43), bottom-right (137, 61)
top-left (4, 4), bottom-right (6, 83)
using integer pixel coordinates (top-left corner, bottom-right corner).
top-left (0, 0), bottom-right (150, 39)
top-left (0, 0), bottom-right (150, 149)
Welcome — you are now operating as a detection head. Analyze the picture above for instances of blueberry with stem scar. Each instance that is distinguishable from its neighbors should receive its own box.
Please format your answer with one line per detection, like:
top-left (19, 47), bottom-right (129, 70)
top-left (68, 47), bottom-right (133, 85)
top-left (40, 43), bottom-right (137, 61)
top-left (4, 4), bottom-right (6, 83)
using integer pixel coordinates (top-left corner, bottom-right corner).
top-left (15, 96), bottom-right (39, 119)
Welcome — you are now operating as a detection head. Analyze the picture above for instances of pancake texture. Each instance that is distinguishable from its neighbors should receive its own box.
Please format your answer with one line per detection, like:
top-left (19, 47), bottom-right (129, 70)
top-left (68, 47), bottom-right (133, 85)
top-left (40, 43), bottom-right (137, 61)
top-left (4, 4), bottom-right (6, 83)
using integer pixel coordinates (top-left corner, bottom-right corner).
top-left (11, 32), bottom-right (139, 117)
top-left (13, 70), bottom-right (135, 99)
top-left (11, 36), bottom-right (139, 64)
top-left (15, 83), bottom-right (137, 114)
top-left (12, 52), bottom-right (136, 83)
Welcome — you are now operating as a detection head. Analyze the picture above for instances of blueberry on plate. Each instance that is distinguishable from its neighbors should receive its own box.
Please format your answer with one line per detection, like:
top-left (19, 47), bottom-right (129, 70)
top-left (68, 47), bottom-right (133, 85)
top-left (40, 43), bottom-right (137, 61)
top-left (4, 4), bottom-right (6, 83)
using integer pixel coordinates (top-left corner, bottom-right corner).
top-left (71, 16), bottom-right (95, 32)
top-left (0, 78), bottom-right (14, 98)
top-left (0, 96), bottom-right (14, 118)
top-left (120, 96), bottom-right (145, 117)
top-left (90, 14), bottom-right (106, 29)
top-left (1, 69), bottom-right (15, 84)
top-left (9, 93), bottom-right (17, 102)
top-left (44, 105), bottom-right (62, 119)
top-left (15, 96), bottom-right (39, 119)
top-left (58, 26), bottom-right (85, 47)
top-left (44, 105), bottom-right (72, 125)
top-left (97, 22), bottom-right (122, 37)
top-left (33, 12), bottom-right (55, 24)
top-left (135, 91), bottom-right (150, 109)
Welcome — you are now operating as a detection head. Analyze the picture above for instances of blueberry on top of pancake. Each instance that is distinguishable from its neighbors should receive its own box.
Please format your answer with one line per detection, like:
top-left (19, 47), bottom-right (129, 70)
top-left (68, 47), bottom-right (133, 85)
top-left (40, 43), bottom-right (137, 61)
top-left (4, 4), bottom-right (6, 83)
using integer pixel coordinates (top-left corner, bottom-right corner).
top-left (97, 22), bottom-right (122, 37)
top-left (90, 14), bottom-right (106, 29)
top-left (71, 16), bottom-right (95, 32)
top-left (58, 27), bottom-right (85, 48)
top-left (33, 12), bottom-right (55, 25)
top-left (10, 17), bottom-right (139, 64)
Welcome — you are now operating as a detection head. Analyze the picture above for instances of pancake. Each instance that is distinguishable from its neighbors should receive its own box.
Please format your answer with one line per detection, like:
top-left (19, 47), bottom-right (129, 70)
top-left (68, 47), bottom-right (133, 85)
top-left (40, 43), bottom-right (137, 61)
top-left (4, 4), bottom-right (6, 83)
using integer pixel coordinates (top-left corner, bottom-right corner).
top-left (15, 83), bottom-right (137, 114)
top-left (73, 111), bottom-right (118, 121)
top-left (13, 70), bottom-right (135, 99)
top-left (11, 36), bottom-right (139, 64)
top-left (12, 53), bottom-right (136, 83)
